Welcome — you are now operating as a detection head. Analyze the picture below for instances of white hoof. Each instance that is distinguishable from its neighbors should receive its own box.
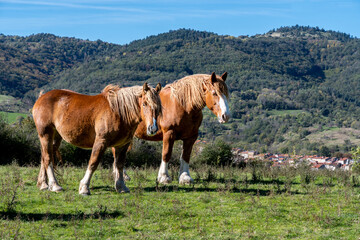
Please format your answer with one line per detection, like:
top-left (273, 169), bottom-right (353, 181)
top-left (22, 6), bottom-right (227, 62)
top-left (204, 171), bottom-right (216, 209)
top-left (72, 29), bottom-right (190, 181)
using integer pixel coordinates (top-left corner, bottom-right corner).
top-left (158, 175), bottom-right (172, 184)
top-left (179, 172), bottom-right (194, 185)
top-left (48, 182), bottom-right (63, 192)
top-left (79, 182), bottom-right (90, 195)
top-left (39, 182), bottom-right (49, 191)
top-left (115, 180), bottom-right (130, 193)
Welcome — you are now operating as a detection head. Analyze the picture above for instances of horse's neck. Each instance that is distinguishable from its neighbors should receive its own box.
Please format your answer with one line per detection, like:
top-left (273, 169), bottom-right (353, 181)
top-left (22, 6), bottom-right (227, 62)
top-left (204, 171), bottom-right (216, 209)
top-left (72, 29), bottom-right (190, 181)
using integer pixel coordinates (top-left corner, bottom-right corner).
top-left (185, 92), bottom-right (206, 113)
top-left (124, 98), bottom-right (142, 126)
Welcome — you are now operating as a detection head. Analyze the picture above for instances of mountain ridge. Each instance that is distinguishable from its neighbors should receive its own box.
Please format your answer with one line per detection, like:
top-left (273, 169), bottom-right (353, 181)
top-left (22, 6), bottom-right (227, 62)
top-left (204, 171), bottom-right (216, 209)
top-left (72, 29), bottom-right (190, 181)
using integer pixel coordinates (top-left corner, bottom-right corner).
top-left (1, 26), bottom-right (360, 154)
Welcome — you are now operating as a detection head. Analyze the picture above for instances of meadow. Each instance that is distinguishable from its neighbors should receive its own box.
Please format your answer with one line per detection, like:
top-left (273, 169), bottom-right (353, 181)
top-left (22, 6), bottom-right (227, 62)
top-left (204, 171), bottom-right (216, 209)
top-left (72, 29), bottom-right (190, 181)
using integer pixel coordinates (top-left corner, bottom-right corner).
top-left (0, 112), bottom-right (28, 124)
top-left (1, 163), bottom-right (360, 239)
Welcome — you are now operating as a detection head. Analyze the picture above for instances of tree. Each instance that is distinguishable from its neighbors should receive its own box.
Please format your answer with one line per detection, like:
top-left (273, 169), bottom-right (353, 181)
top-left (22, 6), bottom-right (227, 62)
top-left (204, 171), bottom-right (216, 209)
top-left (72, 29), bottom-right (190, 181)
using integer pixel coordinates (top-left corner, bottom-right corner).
top-left (351, 147), bottom-right (360, 175)
top-left (197, 139), bottom-right (233, 166)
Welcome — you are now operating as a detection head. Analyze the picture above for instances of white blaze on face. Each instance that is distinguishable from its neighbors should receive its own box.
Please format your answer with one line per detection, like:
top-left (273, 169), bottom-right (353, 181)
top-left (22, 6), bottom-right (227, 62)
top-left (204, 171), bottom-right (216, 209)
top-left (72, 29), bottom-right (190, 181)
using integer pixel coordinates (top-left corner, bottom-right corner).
top-left (218, 94), bottom-right (230, 123)
top-left (152, 117), bottom-right (157, 130)
top-left (147, 117), bottom-right (158, 135)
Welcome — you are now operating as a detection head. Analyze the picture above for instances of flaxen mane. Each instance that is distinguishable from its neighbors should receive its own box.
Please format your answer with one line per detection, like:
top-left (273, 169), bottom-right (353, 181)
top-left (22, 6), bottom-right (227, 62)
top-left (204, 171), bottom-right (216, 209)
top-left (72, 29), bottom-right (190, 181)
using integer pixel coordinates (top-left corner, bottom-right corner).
top-left (102, 84), bottom-right (161, 124)
top-left (165, 74), bottom-right (229, 110)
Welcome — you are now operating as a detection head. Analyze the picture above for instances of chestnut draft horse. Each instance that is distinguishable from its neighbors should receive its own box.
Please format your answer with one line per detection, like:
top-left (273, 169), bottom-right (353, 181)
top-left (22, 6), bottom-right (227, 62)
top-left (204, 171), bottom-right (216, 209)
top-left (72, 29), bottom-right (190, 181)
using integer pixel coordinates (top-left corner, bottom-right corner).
top-left (33, 83), bottom-right (161, 195)
top-left (126, 72), bottom-right (230, 184)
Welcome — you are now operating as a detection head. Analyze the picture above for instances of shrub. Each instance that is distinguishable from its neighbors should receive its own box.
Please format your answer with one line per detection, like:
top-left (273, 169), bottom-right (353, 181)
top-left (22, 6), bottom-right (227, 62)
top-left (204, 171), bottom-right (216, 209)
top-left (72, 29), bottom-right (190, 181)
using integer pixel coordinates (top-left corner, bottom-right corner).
top-left (126, 139), bottom-right (162, 168)
top-left (194, 139), bottom-right (233, 166)
top-left (0, 116), bottom-right (40, 165)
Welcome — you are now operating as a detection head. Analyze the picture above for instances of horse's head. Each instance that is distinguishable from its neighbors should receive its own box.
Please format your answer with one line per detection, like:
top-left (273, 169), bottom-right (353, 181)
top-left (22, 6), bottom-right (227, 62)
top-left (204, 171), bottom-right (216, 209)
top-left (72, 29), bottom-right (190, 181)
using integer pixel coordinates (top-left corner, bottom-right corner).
top-left (203, 72), bottom-right (230, 123)
top-left (139, 82), bottom-right (162, 136)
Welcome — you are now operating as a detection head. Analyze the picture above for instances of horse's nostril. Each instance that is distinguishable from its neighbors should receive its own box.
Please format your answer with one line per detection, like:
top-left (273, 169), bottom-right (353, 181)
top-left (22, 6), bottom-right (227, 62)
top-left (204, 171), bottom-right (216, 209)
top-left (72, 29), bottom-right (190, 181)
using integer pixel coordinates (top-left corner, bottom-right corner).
top-left (147, 124), bottom-right (158, 134)
top-left (221, 114), bottom-right (229, 122)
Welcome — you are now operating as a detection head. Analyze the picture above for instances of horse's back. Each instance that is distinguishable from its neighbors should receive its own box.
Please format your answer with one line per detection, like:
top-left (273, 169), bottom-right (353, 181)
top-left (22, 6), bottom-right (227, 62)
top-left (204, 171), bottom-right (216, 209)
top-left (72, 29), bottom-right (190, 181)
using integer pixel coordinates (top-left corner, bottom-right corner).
top-left (33, 90), bottom-right (106, 137)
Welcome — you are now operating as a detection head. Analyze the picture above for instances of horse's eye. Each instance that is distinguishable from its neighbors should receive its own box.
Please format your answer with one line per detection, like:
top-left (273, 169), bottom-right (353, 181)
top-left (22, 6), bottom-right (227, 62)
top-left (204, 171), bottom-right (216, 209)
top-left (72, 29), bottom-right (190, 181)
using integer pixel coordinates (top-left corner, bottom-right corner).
top-left (142, 102), bottom-right (147, 107)
top-left (212, 92), bottom-right (217, 96)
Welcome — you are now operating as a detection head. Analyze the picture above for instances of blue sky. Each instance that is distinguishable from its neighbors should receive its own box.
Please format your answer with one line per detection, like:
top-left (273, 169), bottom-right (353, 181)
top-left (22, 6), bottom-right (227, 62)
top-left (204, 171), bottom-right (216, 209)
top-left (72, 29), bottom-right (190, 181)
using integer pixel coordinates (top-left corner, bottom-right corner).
top-left (0, 0), bottom-right (359, 44)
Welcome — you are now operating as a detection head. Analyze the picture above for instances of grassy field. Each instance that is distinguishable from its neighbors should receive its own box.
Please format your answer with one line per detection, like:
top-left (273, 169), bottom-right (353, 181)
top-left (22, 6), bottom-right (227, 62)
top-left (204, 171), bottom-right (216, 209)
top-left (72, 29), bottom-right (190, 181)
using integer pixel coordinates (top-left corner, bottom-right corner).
top-left (1, 164), bottom-right (360, 239)
top-left (0, 111), bottom-right (28, 124)
top-left (0, 94), bottom-right (28, 122)
top-left (306, 127), bottom-right (360, 147)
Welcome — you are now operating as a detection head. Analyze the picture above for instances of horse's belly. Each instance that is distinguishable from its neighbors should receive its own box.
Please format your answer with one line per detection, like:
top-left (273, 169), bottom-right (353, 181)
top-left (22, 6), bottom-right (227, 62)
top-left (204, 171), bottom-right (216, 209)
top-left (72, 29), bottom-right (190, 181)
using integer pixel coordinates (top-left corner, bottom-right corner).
top-left (55, 123), bottom-right (96, 149)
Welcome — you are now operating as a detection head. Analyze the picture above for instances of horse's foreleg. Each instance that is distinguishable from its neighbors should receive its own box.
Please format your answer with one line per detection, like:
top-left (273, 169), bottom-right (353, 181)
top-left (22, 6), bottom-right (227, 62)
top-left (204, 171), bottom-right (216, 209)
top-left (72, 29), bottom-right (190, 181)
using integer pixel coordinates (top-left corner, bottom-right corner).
top-left (79, 139), bottom-right (106, 195)
top-left (157, 131), bottom-right (175, 184)
top-left (179, 137), bottom-right (197, 185)
top-left (39, 132), bottom-right (63, 192)
top-left (112, 144), bottom-right (130, 193)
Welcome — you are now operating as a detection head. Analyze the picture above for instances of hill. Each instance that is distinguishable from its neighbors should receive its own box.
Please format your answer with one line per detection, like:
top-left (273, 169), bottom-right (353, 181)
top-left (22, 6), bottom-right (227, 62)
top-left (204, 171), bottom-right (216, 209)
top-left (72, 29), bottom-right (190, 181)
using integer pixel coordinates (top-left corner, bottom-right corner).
top-left (0, 33), bottom-right (121, 98)
top-left (1, 26), bottom-right (360, 155)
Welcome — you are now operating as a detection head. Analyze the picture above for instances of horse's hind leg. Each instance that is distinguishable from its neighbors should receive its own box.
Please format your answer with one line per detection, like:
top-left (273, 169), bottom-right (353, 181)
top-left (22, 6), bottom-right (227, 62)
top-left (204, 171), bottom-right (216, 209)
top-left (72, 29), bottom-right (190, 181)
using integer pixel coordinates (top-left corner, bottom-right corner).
top-left (179, 136), bottom-right (197, 185)
top-left (112, 147), bottom-right (131, 181)
top-left (37, 156), bottom-right (48, 190)
top-left (37, 131), bottom-right (62, 190)
top-left (39, 129), bottom-right (63, 192)
top-left (53, 132), bottom-right (63, 166)
top-left (112, 144), bottom-right (130, 193)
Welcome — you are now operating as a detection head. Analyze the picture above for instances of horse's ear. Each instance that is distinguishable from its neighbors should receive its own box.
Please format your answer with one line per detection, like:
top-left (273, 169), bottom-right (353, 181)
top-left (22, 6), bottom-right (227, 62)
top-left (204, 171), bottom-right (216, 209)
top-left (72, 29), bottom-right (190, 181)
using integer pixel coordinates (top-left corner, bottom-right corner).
top-left (143, 82), bottom-right (150, 92)
top-left (221, 72), bottom-right (227, 81)
top-left (155, 83), bottom-right (162, 93)
top-left (210, 72), bottom-right (216, 85)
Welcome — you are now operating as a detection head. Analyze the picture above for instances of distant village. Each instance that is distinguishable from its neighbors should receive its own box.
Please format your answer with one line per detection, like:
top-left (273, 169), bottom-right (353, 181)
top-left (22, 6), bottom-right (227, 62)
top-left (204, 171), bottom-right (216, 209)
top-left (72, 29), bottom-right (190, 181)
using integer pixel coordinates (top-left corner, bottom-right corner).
top-left (232, 149), bottom-right (354, 171)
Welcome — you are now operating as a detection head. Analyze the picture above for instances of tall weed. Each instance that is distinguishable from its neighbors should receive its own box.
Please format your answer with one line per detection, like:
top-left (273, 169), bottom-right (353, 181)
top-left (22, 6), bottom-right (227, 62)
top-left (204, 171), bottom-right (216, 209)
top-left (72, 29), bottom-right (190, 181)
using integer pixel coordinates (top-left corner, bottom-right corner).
top-left (0, 164), bottom-right (24, 212)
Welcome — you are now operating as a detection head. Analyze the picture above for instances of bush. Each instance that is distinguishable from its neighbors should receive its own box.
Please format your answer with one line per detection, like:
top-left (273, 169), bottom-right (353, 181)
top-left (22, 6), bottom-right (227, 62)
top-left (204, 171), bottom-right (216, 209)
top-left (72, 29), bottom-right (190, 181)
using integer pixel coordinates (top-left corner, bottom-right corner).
top-left (126, 139), bottom-right (162, 168)
top-left (0, 116), bottom-right (40, 165)
top-left (194, 139), bottom-right (233, 166)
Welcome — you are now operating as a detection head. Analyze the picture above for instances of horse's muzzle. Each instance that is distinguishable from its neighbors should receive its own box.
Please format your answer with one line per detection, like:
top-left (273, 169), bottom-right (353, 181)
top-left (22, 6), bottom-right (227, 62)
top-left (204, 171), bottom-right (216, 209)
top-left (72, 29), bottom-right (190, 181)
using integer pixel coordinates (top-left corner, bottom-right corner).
top-left (147, 123), bottom-right (158, 136)
top-left (219, 113), bottom-right (230, 124)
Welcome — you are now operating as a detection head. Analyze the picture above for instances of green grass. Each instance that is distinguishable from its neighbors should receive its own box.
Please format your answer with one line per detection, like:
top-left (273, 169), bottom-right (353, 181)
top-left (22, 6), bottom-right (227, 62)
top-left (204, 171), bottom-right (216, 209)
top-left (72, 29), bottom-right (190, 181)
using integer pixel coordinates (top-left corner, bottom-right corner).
top-left (0, 95), bottom-right (16, 102)
top-left (0, 95), bottom-right (27, 120)
top-left (1, 165), bottom-right (360, 239)
top-left (321, 126), bottom-right (340, 131)
top-left (0, 111), bottom-right (28, 124)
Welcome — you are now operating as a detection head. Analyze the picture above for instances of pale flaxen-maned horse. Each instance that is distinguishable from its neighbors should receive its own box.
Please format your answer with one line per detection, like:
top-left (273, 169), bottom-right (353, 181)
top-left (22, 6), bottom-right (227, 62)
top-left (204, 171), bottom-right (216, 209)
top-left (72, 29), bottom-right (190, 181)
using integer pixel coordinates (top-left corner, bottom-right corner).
top-left (33, 83), bottom-right (162, 195)
top-left (125, 72), bottom-right (230, 184)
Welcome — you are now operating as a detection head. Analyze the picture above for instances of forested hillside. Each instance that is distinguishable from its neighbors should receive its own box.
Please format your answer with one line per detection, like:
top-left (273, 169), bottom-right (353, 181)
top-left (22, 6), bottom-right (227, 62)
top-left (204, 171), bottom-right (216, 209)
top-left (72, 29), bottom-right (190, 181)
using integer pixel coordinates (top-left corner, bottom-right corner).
top-left (1, 25), bottom-right (360, 155)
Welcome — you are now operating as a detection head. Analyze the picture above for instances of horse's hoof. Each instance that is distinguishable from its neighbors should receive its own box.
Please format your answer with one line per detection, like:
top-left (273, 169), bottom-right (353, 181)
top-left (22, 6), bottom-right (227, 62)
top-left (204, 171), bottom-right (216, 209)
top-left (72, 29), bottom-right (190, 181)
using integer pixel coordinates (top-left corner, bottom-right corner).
top-left (179, 173), bottom-right (194, 185)
top-left (119, 188), bottom-right (130, 193)
top-left (158, 175), bottom-right (172, 185)
top-left (49, 183), bottom-right (63, 192)
top-left (116, 181), bottom-right (130, 193)
top-left (79, 184), bottom-right (90, 195)
top-left (39, 182), bottom-right (49, 191)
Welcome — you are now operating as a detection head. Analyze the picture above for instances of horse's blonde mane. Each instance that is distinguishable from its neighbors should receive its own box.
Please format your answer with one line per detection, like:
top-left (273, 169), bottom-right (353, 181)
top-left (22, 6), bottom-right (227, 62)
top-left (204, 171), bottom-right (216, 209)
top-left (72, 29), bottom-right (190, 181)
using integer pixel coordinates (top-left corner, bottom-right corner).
top-left (165, 74), bottom-right (229, 110)
top-left (102, 84), bottom-right (161, 124)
